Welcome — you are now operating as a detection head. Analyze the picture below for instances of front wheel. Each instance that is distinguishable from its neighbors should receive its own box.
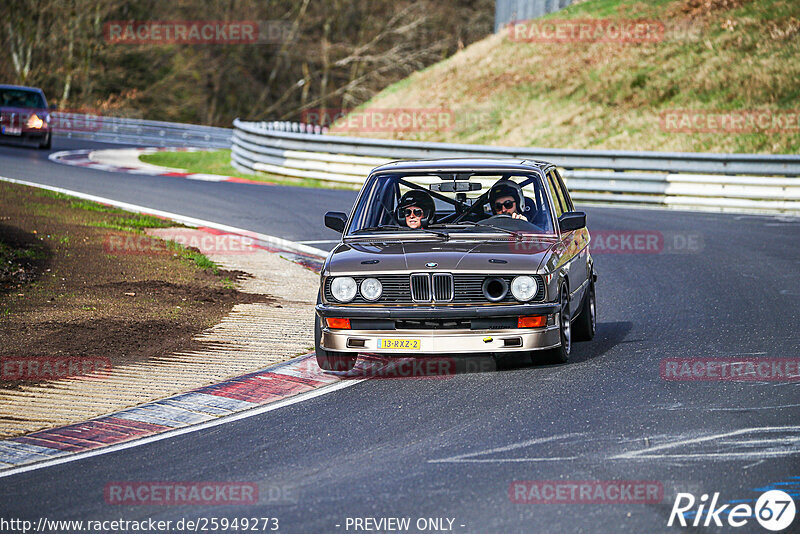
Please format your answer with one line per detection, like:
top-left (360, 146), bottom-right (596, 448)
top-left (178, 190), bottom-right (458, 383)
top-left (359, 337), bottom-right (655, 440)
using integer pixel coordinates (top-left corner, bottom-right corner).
top-left (39, 133), bottom-right (51, 150)
top-left (573, 279), bottom-right (596, 341)
top-left (314, 313), bottom-right (357, 371)
top-left (542, 285), bottom-right (571, 364)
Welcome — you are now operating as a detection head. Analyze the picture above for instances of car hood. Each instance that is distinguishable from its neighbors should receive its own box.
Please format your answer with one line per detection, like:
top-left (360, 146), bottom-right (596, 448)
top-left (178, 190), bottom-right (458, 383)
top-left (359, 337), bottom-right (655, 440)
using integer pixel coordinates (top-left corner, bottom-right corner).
top-left (0, 106), bottom-right (45, 114)
top-left (325, 238), bottom-right (556, 274)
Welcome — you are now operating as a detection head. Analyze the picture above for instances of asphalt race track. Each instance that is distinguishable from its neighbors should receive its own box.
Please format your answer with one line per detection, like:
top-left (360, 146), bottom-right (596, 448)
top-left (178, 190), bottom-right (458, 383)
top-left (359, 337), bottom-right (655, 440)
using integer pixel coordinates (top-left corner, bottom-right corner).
top-left (1, 138), bottom-right (799, 532)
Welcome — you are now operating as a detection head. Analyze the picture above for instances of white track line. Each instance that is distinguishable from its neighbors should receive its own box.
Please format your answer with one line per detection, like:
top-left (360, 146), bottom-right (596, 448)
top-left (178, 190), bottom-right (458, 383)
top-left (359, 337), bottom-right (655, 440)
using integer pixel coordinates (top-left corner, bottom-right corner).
top-left (610, 425), bottom-right (800, 461)
top-left (428, 434), bottom-right (583, 464)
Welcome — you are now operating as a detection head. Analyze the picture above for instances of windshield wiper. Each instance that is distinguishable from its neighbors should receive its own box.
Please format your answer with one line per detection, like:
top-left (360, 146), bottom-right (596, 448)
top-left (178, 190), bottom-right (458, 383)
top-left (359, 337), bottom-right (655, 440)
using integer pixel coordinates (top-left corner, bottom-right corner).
top-left (351, 225), bottom-right (449, 240)
top-left (436, 221), bottom-right (521, 238)
top-left (351, 225), bottom-right (406, 233)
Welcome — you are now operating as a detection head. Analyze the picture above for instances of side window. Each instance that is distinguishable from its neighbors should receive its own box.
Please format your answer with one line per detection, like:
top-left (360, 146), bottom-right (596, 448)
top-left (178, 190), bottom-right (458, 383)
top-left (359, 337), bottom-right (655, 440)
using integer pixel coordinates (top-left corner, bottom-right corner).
top-left (519, 177), bottom-right (555, 234)
top-left (553, 169), bottom-right (574, 212)
top-left (546, 171), bottom-right (565, 217)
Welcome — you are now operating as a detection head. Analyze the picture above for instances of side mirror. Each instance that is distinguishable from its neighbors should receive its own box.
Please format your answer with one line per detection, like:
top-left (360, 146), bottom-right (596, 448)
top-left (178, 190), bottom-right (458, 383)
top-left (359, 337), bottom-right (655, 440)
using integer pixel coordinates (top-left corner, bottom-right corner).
top-left (558, 211), bottom-right (586, 233)
top-left (49, 104), bottom-right (57, 111)
top-left (325, 211), bottom-right (348, 233)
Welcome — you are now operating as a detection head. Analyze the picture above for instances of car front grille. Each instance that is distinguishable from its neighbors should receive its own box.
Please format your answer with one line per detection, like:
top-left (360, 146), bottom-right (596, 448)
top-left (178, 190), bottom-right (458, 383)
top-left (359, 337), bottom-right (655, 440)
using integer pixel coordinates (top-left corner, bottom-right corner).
top-left (0, 112), bottom-right (19, 127)
top-left (325, 273), bottom-right (545, 305)
top-left (432, 273), bottom-right (454, 302)
top-left (410, 273), bottom-right (431, 302)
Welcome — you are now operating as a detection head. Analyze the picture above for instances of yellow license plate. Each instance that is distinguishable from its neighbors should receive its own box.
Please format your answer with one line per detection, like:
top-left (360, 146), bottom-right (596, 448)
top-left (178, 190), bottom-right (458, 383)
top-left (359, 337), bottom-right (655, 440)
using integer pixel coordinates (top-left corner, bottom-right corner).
top-left (377, 338), bottom-right (421, 350)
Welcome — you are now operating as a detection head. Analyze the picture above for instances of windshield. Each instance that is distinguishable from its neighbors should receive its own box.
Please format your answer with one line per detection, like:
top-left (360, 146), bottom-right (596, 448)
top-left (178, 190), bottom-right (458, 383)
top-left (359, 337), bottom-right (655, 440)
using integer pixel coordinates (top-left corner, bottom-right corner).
top-left (346, 171), bottom-right (556, 237)
top-left (0, 88), bottom-right (46, 109)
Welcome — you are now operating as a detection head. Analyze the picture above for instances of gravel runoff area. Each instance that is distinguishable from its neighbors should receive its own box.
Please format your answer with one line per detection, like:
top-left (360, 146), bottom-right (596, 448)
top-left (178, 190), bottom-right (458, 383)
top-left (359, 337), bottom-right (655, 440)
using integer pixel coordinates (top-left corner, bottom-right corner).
top-left (0, 225), bottom-right (320, 438)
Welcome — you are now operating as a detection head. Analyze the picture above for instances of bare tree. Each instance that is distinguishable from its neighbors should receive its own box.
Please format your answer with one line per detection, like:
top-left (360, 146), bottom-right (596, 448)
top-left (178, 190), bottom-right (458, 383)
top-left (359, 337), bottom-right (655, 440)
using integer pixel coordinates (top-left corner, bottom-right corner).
top-left (0, 0), bottom-right (493, 125)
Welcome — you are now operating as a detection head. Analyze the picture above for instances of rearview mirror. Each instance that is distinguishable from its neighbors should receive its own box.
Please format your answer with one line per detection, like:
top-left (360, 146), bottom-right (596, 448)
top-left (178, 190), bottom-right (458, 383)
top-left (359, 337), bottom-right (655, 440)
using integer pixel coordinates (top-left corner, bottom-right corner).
top-left (431, 182), bottom-right (481, 193)
top-left (325, 211), bottom-right (348, 233)
top-left (558, 211), bottom-right (586, 233)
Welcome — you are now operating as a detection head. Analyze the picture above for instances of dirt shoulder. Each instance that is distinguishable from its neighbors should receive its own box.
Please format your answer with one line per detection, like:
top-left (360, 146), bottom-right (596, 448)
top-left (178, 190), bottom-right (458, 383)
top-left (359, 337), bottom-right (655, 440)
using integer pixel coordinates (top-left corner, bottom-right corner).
top-left (0, 181), bottom-right (286, 437)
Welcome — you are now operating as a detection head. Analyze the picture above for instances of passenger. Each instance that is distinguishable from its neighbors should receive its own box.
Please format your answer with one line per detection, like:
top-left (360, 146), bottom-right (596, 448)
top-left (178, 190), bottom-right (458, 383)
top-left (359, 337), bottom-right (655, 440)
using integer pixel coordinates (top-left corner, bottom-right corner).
top-left (397, 190), bottom-right (436, 229)
top-left (489, 180), bottom-right (526, 220)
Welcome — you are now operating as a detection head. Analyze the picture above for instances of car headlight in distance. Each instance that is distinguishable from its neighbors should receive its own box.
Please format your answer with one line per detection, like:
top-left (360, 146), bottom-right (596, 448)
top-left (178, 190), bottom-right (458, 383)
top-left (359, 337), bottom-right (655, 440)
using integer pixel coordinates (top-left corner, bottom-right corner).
top-left (330, 277), bottom-right (357, 302)
top-left (27, 114), bottom-right (44, 129)
top-left (511, 275), bottom-right (538, 302)
top-left (360, 277), bottom-right (382, 301)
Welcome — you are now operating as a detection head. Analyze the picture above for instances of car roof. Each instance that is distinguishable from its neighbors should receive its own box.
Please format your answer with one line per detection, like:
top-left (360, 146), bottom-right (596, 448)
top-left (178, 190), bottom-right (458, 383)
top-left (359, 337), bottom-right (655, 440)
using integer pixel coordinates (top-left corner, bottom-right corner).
top-left (0, 84), bottom-right (45, 94)
top-left (371, 158), bottom-right (553, 174)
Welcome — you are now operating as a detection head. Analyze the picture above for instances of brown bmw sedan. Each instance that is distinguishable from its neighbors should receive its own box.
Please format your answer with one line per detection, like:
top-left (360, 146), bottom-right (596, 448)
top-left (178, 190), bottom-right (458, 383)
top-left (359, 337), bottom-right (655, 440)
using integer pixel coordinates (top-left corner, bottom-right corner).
top-left (316, 159), bottom-right (596, 371)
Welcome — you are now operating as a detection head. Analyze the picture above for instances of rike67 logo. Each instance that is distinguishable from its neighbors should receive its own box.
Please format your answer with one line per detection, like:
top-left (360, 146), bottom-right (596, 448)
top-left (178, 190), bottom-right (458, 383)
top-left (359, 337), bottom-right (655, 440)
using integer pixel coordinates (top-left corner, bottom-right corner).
top-left (669, 490), bottom-right (795, 531)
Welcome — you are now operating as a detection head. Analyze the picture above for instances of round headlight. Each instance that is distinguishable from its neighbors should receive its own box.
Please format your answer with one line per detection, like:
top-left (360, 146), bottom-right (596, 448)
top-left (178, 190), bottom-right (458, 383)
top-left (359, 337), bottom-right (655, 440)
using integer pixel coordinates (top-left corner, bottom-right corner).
top-left (330, 277), bottom-right (357, 302)
top-left (511, 275), bottom-right (538, 302)
top-left (360, 277), bottom-right (382, 301)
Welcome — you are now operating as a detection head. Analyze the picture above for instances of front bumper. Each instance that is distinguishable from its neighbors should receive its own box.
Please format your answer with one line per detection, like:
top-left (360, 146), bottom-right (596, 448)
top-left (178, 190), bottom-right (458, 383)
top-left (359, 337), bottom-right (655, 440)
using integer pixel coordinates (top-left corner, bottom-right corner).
top-left (316, 302), bottom-right (560, 320)
top-left (321, 327), bottom-right (560, 354)
top-left (0, 129), bottom-right (49, 142)
top-left (317, 302), bottom-right (561, 354)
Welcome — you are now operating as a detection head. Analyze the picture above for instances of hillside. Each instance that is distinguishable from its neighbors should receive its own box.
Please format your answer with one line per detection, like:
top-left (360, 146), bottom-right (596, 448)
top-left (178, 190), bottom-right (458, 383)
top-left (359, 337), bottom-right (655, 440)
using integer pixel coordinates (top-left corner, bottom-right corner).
top-left (334, 0), bottom-right (800, 154)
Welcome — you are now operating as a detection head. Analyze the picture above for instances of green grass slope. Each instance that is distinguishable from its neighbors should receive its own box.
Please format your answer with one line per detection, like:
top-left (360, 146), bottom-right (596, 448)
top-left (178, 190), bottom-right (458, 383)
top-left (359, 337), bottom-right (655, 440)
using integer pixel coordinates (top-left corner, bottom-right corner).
top-left (338, 0), bottom-right (799, 153)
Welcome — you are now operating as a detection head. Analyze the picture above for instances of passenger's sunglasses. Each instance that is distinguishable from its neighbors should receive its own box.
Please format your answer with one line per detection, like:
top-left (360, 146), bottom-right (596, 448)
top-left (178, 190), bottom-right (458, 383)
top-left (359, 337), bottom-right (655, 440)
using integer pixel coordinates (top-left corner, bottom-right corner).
top-left (494, 200), bottom-right (516, 211)
top-left (403, 208), bottom-right (424, 217)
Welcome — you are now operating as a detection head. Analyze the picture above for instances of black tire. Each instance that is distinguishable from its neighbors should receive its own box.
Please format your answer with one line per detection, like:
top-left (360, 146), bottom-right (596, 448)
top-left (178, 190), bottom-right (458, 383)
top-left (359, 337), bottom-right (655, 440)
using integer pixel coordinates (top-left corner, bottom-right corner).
top-left (542, 285), bottom-right (571, 365)
top-left (573, 279), bottom-right (596, 342)
top-left (314, 312), bottom-right (357, 371)
top-left (39, 133), bottom-right (51, 150)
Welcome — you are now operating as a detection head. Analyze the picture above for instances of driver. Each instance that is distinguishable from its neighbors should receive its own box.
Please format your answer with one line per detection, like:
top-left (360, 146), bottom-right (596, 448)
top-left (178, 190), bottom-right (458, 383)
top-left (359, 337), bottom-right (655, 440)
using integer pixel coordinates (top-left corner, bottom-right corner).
top-left (397, 190), bottom-right (435, 229)
top-left (489, 180), bottom-right (526, 220)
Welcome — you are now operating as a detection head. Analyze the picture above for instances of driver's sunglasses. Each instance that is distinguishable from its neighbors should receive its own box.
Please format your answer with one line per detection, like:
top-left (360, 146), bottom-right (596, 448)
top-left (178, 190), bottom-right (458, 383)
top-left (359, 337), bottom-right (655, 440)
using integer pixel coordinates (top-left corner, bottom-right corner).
top-left (403, 208), bottom-right (423, 218)
top-left (494, 200), bottom-right (516, 211)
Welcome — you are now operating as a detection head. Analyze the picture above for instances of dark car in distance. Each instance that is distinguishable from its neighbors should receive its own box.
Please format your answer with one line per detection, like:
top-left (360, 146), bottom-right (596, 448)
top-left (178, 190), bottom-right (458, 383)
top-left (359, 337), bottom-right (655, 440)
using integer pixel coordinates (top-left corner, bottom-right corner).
top-left (316, 158), bottom-right (597, 371)
top-left (0, 84), bottom-right (53, 149)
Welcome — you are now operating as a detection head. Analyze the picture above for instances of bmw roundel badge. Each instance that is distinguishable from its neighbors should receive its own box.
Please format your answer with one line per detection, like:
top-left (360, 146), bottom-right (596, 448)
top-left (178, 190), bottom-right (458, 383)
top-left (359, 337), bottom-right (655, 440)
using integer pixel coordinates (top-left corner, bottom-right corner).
top-left (425, 262), bottom-right (438, 268)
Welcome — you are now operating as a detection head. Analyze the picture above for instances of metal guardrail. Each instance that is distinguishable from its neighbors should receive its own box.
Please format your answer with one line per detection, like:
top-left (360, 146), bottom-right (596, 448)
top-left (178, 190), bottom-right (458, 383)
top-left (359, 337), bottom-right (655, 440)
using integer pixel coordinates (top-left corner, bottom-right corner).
top-left (231, 118), bottom-right (800, 214)
top-left (51, 112), bottom-right (232, 148)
